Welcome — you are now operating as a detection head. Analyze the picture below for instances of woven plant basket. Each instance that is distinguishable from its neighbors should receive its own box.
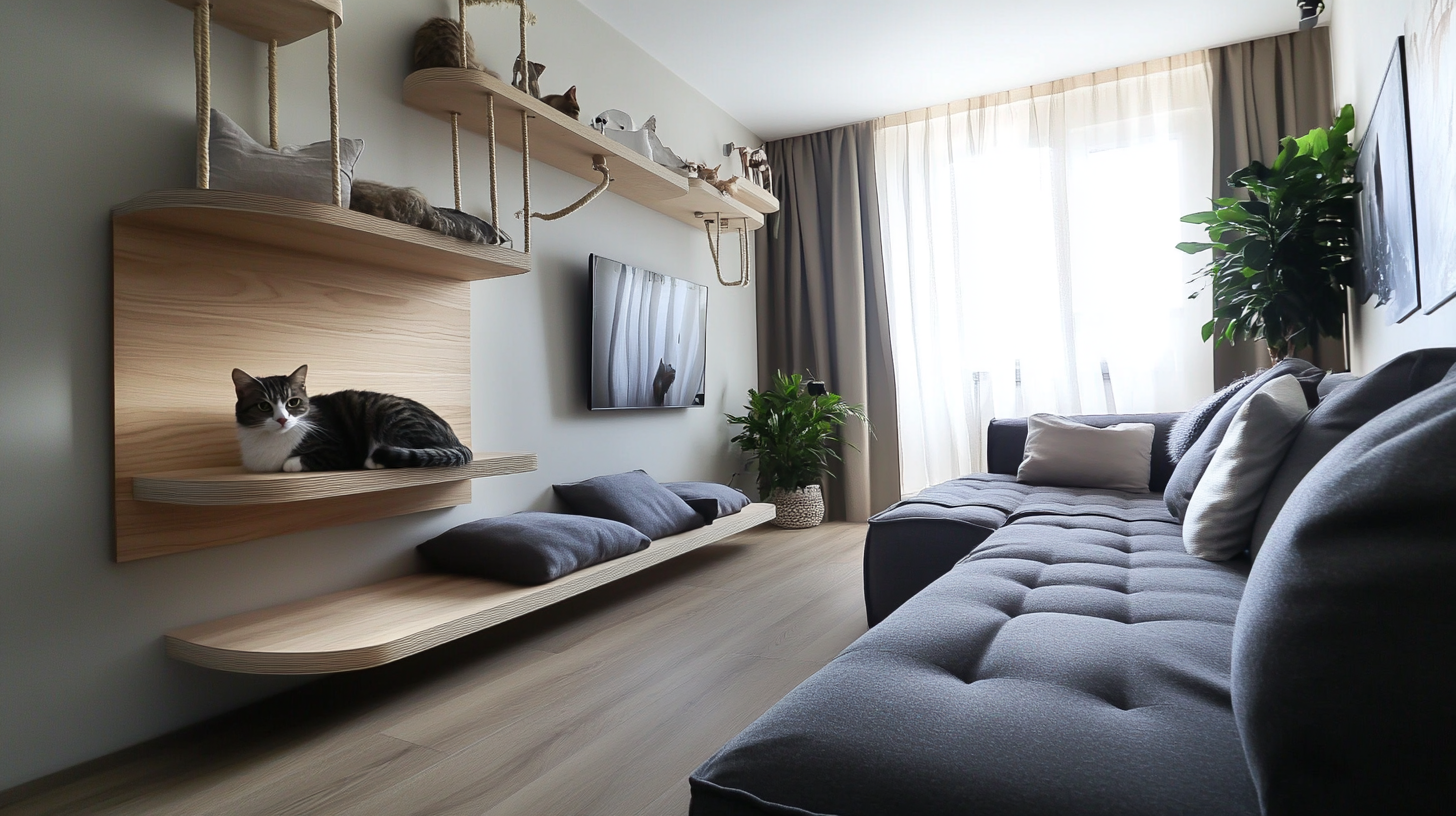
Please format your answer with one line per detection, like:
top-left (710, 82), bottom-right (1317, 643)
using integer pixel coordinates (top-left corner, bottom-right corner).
top-left (769, 485), bottom-right (825, 529)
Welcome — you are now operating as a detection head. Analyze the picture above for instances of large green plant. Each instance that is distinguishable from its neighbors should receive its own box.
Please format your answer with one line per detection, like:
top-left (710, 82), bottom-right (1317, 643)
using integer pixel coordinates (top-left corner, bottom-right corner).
top-left (1178, 104), bottom-right (1362, 362)
top-left (726, 372), bottom-right (868, 497)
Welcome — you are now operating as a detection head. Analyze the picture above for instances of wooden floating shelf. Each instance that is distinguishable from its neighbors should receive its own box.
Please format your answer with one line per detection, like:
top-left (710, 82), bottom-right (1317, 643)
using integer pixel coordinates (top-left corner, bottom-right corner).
top-left (133, 452), bottom-right (537, 506)
top-left (166, 503), bottom-right (777, 674)
top-left (404, 68), bottom-right (690, 205)
top-left (643, 179), bottom-right (765, 231)
top-left (732, 179), bottom-right (780, 215)
top-left (165, 0), bottom-right (343, 46)
top-left (114, 189), bottom-right (532, 282)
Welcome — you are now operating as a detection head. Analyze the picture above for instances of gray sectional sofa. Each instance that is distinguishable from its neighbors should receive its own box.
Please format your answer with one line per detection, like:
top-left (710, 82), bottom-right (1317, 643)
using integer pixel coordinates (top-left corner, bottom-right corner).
top-left (690, 349), bottom-right (1456, 815)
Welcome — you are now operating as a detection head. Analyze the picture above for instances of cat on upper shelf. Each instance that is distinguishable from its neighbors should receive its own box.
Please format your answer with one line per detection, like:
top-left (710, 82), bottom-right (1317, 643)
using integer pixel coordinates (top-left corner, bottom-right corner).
top-left (541, 86), bottom-right (579, 120)
top-left (412, 17), bottom-right (500, 77)
top-left (232, 366), bottom-right (471, 473)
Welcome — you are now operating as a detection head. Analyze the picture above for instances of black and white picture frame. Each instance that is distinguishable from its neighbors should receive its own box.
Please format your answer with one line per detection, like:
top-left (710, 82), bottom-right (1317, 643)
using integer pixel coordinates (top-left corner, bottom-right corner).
top-left (1355, 37), bottom-right (1420, 324)
top-left (1409, 0), bottom-right (1456, 313)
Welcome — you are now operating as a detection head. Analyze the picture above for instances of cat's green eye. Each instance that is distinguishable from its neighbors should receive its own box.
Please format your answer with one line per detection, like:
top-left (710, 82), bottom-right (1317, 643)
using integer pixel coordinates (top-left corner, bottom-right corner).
top-left (256, 402), bottom-right (271, 412)
top-left (287, 398), bottom-right (303, 408)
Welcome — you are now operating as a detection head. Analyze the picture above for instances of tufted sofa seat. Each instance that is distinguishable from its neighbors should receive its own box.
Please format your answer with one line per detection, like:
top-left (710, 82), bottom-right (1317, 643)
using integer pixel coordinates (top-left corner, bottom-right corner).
top-left (691, 507), bottom-right (1258, 816)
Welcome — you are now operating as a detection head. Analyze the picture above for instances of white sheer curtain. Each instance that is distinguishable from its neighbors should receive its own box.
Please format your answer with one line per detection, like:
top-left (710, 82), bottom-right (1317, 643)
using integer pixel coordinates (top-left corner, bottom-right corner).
top-left (876, 53), bottom-right (1215, 495)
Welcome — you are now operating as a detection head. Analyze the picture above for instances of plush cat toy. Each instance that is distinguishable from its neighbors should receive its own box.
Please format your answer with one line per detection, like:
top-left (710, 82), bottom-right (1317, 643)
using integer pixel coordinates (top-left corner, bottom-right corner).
top-left (232, 366), bottom-right (471, 472)
top-left (696, 165), bottom-right (740, 197)
top-left (541, 86), bottom-right (580, 120)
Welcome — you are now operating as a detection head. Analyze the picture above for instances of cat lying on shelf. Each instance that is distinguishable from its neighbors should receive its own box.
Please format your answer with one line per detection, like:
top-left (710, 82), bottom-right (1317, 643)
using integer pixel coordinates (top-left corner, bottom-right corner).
top-left (349, 180), bottom-right (509, 246)
top-left (412, 17), bottom-right (500, 77)
top-left (232, 366), bottom-right (471, 473)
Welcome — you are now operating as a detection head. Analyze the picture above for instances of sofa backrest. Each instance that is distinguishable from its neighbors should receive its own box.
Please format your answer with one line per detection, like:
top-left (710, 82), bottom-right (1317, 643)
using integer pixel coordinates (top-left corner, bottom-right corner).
top-left (986, 412), bottom-right (1182, 493)
top-left (1232, 362), bottom-right (1456, 811)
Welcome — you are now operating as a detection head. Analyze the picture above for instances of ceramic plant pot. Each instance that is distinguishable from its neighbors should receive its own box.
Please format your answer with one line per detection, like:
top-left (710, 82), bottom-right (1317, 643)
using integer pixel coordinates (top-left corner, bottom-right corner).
top-left (769, 484), bottom-right (825, 529)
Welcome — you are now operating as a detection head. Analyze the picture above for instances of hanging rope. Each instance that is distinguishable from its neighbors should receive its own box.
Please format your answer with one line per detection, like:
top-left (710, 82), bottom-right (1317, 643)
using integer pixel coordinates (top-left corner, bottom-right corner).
top-left (327, 13), bottom-right (341, 206)
top-left (458, 0), bottom-right (468, 68)
top-left (487, 94), bottom-right (499, 232)
top-left (450, 112), bottom-right (463, 209)
top-left (528, 156), bottom-right (611, 221)
top-left (518, 3), bottom-right (530, 251)
top-left (705, 216), bottom-right (751, 287)
top-left (704, 216), bottom-right (723, 281)
top-left (267, 39), bottom-right (279, 149)
top-left (193, 1), bottom-right (211, 188)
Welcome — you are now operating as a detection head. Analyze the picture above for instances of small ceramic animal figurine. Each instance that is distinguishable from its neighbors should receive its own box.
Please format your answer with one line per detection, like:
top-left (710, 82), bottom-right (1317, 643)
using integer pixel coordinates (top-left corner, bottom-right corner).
top-left (695, 164), bottom-right (740, 196)
top-left (541, 86), bottom-right (580, 120)
top-left (512, 56), bottom-right (545, 98)
top-left (745, 147), bottom-right (772, 194)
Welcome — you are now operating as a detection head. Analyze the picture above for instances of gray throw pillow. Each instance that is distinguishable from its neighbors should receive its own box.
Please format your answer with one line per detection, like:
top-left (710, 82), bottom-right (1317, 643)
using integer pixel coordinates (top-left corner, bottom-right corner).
top-left (1015, 414), bottom-right (1155, 493)
top-left (1232, 365), bottom-right (1456, 810)
top-left (417, 512), bottom-right (649, 585)
top-left (1164, 358), bottom-right (1324, 521)
top-left (1182, 375), bottom-right (1309, 560)
top-left (208, 108), bottom-right (363, 206)
top-left (1249, 348), bottom-right (1456, 557)
top-left (1167, 373), bottom-right (1255, 463)
top-left (553, 470), bottom-right (705, 540)
top-left (662, 481), bottom-right (752, 524)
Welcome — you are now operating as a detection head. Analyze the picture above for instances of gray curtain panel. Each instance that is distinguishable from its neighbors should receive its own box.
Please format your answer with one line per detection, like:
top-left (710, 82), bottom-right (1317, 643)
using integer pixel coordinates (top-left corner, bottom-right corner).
top-left (757, 122), bottom-right (901, 522)
top-left (1209, 27), bottom-right (1344, 384)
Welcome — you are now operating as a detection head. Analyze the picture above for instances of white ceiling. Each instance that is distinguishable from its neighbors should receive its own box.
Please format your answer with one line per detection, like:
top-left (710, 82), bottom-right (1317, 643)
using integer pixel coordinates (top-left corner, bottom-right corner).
top-left (577, 0), bottom-right (1309, 141)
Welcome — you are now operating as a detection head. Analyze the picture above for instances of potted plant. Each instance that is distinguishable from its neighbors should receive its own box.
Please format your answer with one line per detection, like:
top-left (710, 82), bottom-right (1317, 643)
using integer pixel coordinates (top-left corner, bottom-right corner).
top-left (1178, 104), bottom-right (1362, 363)
top-left (726, 372), bottom-right (867, 529)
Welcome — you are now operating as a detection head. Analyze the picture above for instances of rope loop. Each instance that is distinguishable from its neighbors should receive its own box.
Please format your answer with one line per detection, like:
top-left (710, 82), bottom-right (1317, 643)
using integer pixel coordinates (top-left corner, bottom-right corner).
top-left (523, 157), bottom-right (611, 221)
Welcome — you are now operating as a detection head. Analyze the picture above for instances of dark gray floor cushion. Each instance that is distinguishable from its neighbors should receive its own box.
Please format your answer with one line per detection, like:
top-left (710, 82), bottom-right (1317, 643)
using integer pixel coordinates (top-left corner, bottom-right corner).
top-left (1250, 348), bottom-right (1456, 557)
top-left (417, 512), bottom-right (649, 585)
top-left (695, 517), bottom-right (1258, 816)
top-left (662, 481), bottom-right (752, 524)
top-left (552, 469), bottom-right (705, 539)
top-left (1232, 366), bottom-right (1456, 814)
top-left (1164, 359), bottom-right (1323, 521)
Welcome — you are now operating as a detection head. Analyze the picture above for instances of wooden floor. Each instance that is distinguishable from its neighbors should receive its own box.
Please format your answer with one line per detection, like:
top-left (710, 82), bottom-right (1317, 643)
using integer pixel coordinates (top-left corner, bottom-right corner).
top-left (0, 523), bottom-right (868, 816)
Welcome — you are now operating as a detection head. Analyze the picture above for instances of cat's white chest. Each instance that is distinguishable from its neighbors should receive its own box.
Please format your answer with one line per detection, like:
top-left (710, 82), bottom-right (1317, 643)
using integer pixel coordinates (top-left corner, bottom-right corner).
top-left (238, 423), bottom-right (308, 472)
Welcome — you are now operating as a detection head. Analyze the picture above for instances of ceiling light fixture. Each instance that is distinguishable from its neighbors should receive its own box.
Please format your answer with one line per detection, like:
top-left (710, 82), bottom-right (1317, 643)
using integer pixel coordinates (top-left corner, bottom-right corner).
top-left (1297, 0), bottom-right (1325, 30)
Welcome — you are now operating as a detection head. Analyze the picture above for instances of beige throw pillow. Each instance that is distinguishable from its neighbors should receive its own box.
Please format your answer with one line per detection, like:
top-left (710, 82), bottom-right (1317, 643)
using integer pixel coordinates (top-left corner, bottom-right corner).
top-left (1183, 375), bottom-right (1310, 561)
top-left (208, 108), bottom-right (363, 206)
top-left (1016, 414), bottom-right (1156, 493)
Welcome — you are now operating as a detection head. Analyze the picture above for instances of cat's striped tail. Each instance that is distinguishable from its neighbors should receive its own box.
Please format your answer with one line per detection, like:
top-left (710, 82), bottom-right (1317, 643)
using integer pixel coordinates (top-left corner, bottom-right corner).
top-left (370, 444), bottom-right (473, 468)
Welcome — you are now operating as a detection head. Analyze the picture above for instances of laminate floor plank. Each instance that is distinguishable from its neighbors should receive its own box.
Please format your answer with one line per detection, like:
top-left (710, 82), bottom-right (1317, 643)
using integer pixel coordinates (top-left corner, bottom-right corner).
top-left (0, 524), bottom-right (869, 816)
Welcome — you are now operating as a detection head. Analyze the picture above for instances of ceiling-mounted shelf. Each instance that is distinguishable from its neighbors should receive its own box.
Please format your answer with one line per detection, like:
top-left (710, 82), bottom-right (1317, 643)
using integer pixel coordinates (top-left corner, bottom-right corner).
top-left (114, 189), bottom-right (532, 282)
top-left (403, 68), bottom-right (690, 206)
top-left (643, 179), bottom-right (765, 231)
top-left (133, 452), bottom-right (537, 506)
top-left (164, 0), bottom-right (342, 45)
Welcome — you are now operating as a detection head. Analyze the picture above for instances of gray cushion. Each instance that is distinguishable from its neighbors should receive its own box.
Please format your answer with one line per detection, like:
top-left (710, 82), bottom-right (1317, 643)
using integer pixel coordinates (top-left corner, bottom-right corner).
top-left (552, 470), bottom-right (704, 540)
top-left (662, 481), bottom-right (751, 524)
top-left (1232, 365), bottom-right (1456, 813)
top-left (1167, 373), bottom-right (1256, 463)
top-left (1164, 359), bottom-right (1323, 521)
top-left (1249, 348), bottom-right (1456, 557)
top-left (987, 413), bottom-right (1182, 493)
top-left (1016, 414), bottom-right (1156, 493)
top-left (694, 516), bottom-right (1258, 816)
top-left (1316, 371), bottom-right (1360, 398)
top-left (208, 108), bottom-right (363, 206)
top-left (417, 512), bottom-right (648, 585)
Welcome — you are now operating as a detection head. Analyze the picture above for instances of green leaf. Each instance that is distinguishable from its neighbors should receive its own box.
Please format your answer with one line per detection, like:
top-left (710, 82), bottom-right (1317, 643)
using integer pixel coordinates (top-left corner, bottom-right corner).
top-left (1180, 211), bottom-right (1222, 225)
top-left (1201, 320), bottom-right (1216, 342)
top-left (1176, 241), bottom-right (1218, 255)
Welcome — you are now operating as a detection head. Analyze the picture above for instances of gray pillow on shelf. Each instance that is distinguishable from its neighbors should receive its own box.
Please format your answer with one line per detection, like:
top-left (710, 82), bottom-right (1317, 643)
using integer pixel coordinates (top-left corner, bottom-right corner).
top-left (553, 470), bottom-right (705, 540)
top-left (208, 108), bottom-right (363, 206)
top-left (417, 512), bottom-right (648, 585)
top-left (662, 481), bottom-right (752, 524)
top-left (1164, 358), bottom-right (1324, 521)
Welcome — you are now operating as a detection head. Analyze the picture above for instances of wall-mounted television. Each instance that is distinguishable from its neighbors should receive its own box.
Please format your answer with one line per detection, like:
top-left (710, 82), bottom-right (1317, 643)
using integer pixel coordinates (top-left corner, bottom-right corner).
top-left (589, 254), bottom-right (707, 410)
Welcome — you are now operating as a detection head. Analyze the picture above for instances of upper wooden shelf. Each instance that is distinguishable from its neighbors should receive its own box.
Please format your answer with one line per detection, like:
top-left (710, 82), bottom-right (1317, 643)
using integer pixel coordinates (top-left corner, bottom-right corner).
top-left (642, 179), bottom-right (765, 232)
top-left (403, 68), bottom-right (693, 206)
top-left (114, 189), bottom-right (532, 282)
top-left (732, 179), bottom-right (780, 215)
top-left (165, 503), bottom-right (775, 674)
top-left (165, 0), bottom-right (342, 46)
top-left (133, 452), bottom-right (537, 506)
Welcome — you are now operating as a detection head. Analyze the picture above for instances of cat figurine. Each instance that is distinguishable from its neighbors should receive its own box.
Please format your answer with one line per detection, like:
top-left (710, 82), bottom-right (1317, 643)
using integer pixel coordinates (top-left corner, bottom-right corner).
top-left (512, 56), bottom-right (545, 98)
top-left (411, 17), bottom-right (499, 77)
top-left (232, 366), bottom-right (471, 472)
top-left (541, 86), bottom-right (579, 120)
top-left (652, 359), bottom-right (677, 406)
top-left (695, 164), bottom-right (739, 196)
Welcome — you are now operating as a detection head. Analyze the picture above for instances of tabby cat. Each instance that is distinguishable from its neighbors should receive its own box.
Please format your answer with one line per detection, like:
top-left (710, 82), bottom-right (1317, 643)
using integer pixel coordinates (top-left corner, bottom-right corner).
top-left (350, 180), bottom-right (508, 245)
top-left (232, 366), bottom-right (471, 472)
top-left (541, 85), bottom-right (579, 120)
top-left (412, 17), bottom-right (500, 77)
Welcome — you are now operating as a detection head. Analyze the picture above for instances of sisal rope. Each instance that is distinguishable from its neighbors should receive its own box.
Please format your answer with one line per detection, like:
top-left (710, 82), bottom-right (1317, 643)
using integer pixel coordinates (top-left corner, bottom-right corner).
top-left (487, 94), bottom-right (499, 231)
top-left (518, 2), bottom-right (530, 250)
top-left (327, 13), bottom-right (340, 206)
top-left (530, 157), bottom-right (611, 221)
top-left (458, 0), bottom-right (468, 68)
top-left (267, 39), bottom-right (279, 149)
top-left (193, 1), bottom-right (211, 188)
top-left (451, 112), bottom-right (462, 209)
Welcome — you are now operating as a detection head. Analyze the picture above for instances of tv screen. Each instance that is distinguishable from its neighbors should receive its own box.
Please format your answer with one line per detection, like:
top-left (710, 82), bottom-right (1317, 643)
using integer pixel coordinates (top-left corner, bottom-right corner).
top-left (590, 255), bottom-right (707, 409)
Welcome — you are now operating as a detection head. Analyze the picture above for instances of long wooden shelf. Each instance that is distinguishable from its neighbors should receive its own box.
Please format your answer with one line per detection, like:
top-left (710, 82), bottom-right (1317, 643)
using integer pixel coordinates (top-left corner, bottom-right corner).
top-left (114, 189), bottom-right (532, 282)
top-left (733, 179), bottom-right (780, 215)
top-left (133, 452), bottom-right (537, 506)
top-left (165, 0), bottom-right (342, 46)
top-left (404, 68), bottom-right (690, 205)
top-left (643, 179), bottom-right (765, 231)
top-left (166, 502), bottom-right (777, 673)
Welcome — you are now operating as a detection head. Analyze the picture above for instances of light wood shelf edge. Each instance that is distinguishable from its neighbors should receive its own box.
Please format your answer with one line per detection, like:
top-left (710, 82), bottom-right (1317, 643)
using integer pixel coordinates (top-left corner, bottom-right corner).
top-left (732, 179), bottom-right (780, 215)
top-left (165, 503), bottom-right (777, 674)
top-left (164, 0), bottom-right (343, 46)
top-left (114, 189), bottom-right (532, 282)
top-left (642, 179), bottom-right (765, 232)
top-left (133, 453), bottom-right (538, 506)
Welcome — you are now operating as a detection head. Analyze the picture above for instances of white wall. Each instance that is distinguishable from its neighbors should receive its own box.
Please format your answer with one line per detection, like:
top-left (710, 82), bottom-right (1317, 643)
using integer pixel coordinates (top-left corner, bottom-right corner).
top-left (0, 0), bottom-right (760, 791)
top-left (1330, 0), bottom-right (1456, 371)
